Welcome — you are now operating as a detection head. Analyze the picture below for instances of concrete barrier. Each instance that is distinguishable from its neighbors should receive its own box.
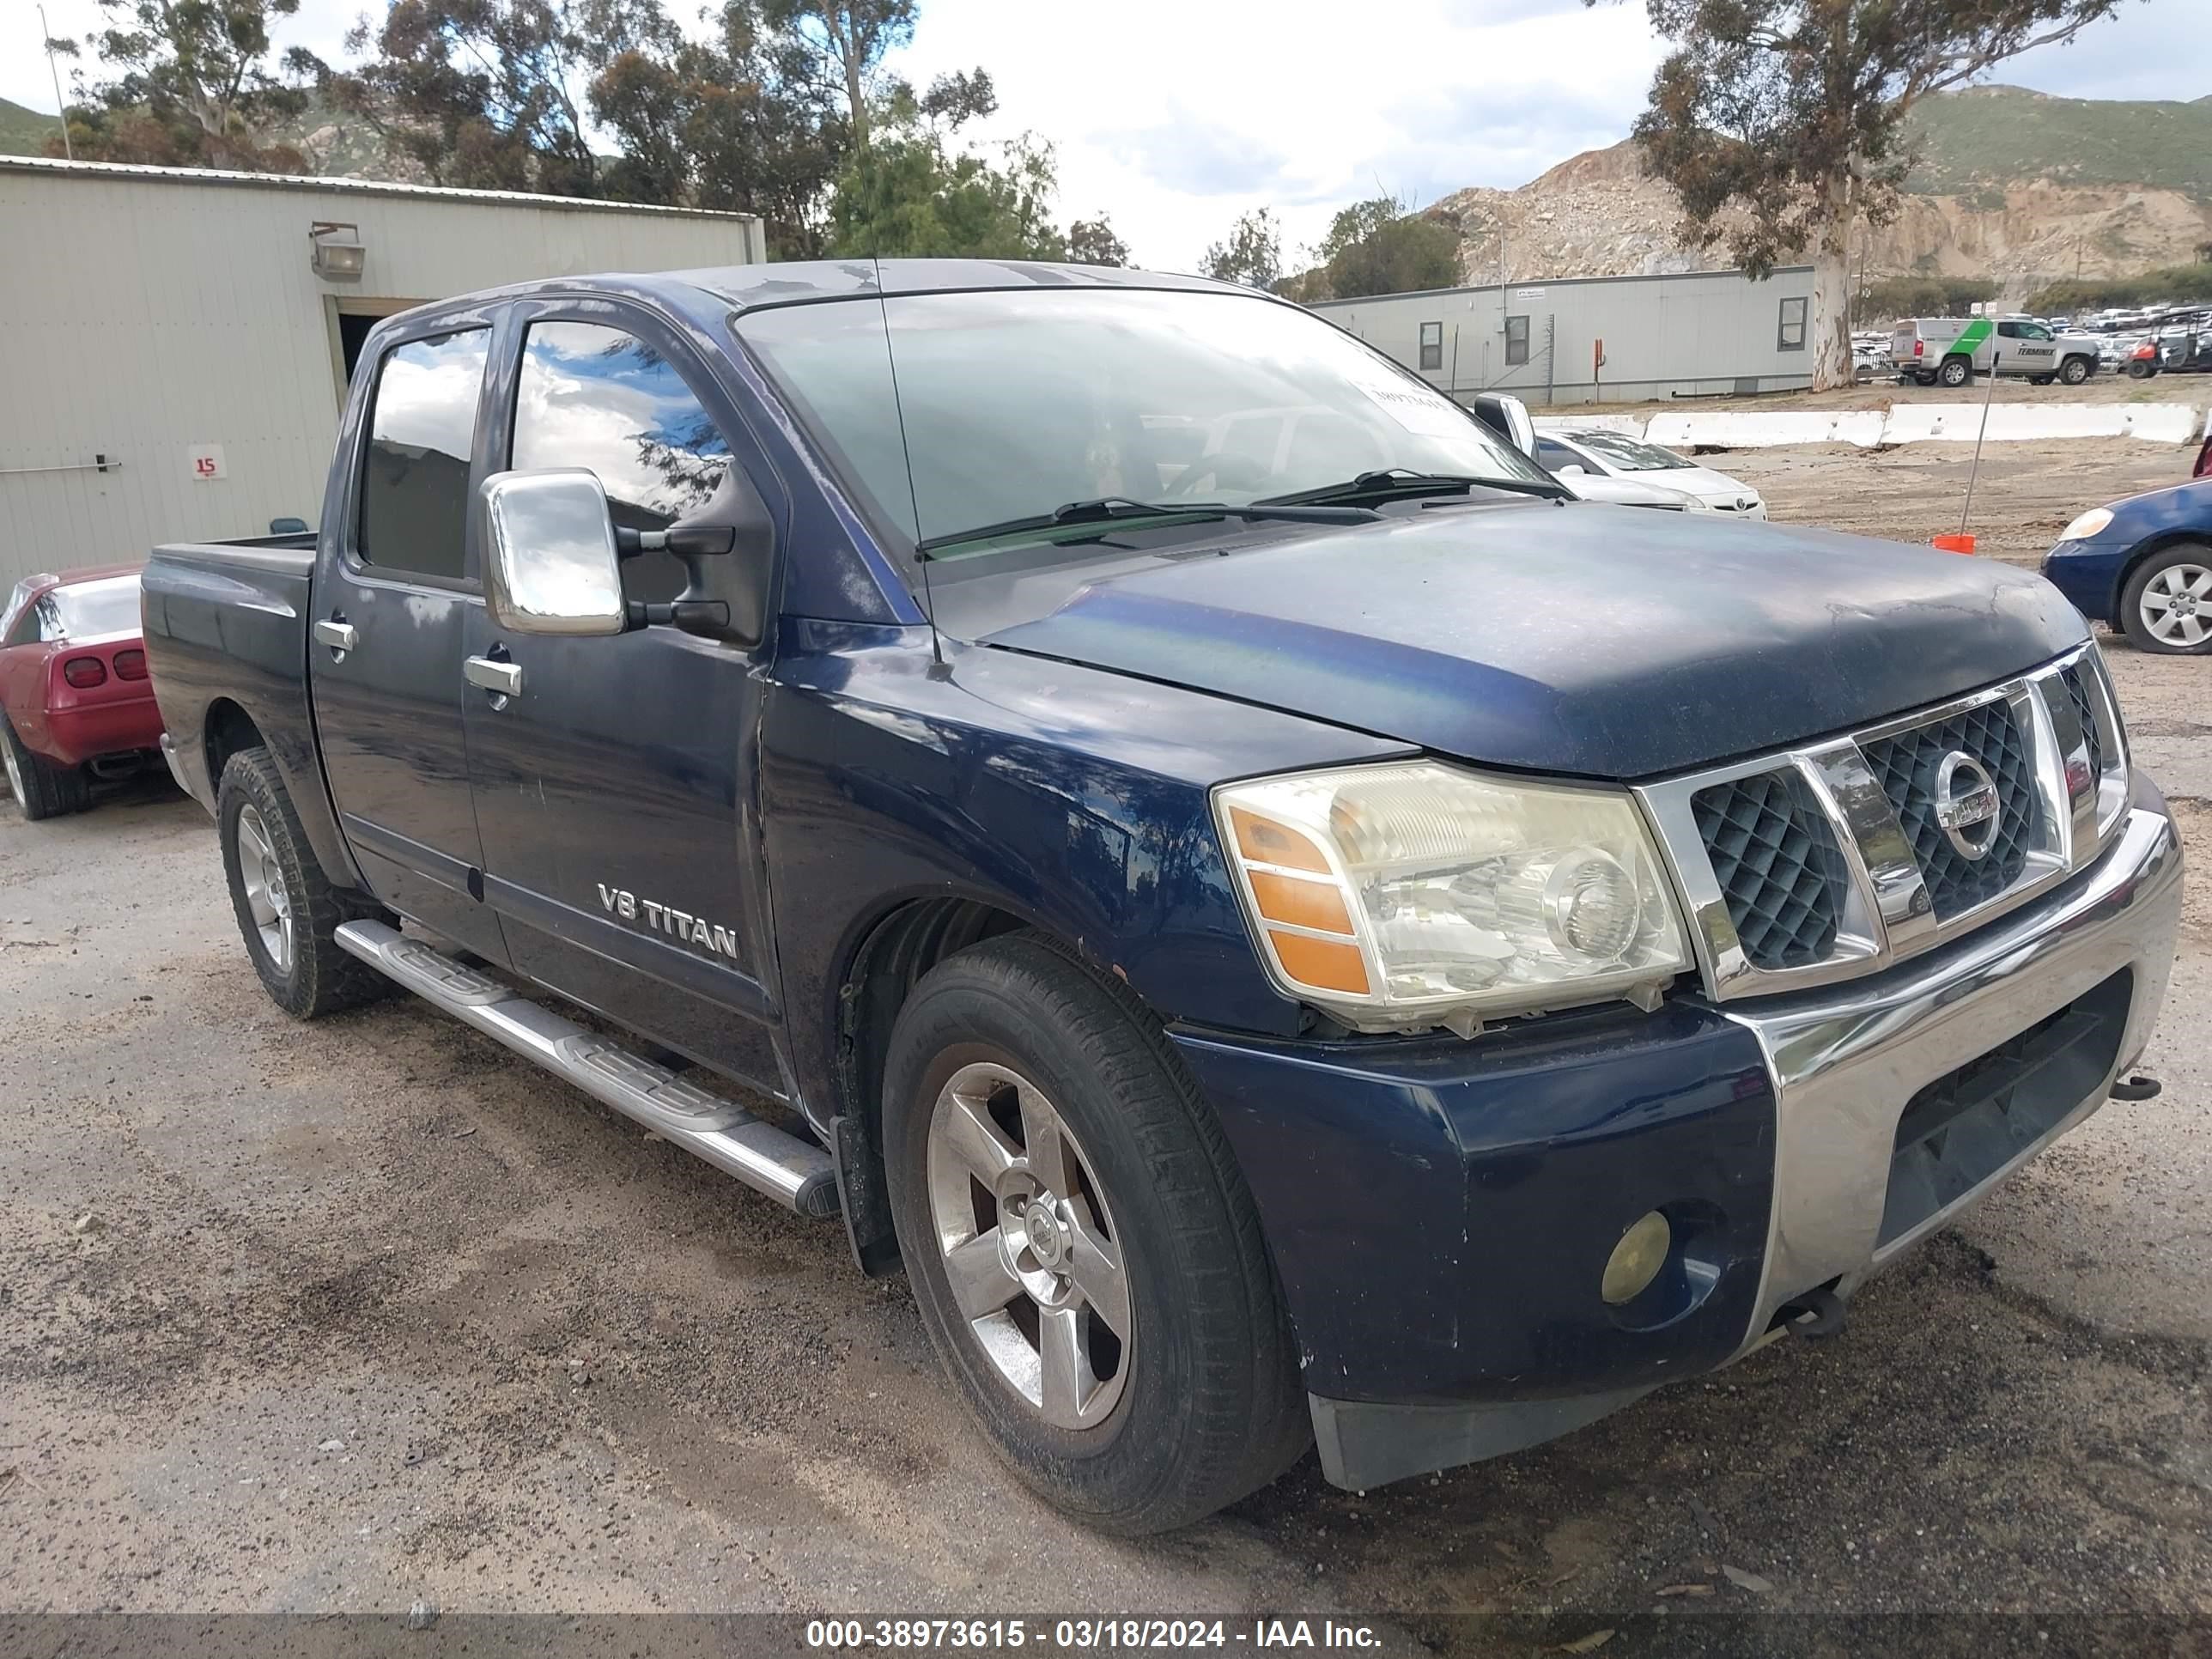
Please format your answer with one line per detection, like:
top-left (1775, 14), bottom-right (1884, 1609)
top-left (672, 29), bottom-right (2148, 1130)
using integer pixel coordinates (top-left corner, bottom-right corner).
top-left (1534, 401), bottom-right (2205, 450)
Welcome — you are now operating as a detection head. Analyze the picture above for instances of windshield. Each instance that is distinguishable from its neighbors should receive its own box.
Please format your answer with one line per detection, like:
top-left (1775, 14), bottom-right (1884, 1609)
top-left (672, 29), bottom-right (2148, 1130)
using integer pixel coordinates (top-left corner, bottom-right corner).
top-left (736, 288), bottom-right (1553, 556)
top-left (1563, 431), bottom-right (1690, 472)
top-left (42, 575), bottom-right (142, 639)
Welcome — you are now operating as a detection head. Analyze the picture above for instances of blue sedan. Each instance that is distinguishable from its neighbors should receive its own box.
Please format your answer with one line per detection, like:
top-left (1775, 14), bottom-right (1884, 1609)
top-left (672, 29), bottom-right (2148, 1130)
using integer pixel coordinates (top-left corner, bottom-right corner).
top-left (2041, 477), bottom-right (2212, 653)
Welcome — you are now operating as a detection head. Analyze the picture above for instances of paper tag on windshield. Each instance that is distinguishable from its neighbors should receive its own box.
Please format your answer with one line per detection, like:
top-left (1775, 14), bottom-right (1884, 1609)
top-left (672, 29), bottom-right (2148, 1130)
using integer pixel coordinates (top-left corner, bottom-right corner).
top-left (1344, 368), bottom-right (1476, 439)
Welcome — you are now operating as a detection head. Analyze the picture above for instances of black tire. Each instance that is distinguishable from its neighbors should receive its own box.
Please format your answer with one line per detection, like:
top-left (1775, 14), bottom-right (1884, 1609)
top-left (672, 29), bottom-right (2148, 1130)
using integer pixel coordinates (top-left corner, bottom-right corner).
top-left (2030, 374), bottom-right (2053, 386)
top-left (2127, 359), bottom-right (2157, 380)
top-left (217, 747), bottom-right (394, 1017)
top-left (2118, 542), bottom-right (2212, 656)
top-left (882, 933), bottom-right (1308, 1534)
top-left (1913, 371), bottom-right (1937, 387)
top-left (2058, 356), bottom-right (2092, 386)
top-left (1, 716), bottom-right (92, 821)
top-left (1938, 356), bottom-right (1972, 388)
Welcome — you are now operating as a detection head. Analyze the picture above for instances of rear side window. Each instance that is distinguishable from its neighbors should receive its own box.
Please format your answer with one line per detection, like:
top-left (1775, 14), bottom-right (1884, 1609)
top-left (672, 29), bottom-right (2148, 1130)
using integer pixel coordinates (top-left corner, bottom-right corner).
top-left (358, 331), bottom-right (489, 581)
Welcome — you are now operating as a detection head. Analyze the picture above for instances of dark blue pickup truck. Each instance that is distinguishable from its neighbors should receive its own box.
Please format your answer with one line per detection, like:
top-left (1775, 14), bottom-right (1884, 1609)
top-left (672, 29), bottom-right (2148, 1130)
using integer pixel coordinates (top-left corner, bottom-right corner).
top-left (143, 261), bottom-right (2182, 1534)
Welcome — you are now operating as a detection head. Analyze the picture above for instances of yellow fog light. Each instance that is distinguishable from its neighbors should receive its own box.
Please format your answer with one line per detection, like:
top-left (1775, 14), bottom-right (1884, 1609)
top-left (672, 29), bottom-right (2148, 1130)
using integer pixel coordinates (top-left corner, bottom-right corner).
top-left (1601, 1211), bottom-right (1672, 1305)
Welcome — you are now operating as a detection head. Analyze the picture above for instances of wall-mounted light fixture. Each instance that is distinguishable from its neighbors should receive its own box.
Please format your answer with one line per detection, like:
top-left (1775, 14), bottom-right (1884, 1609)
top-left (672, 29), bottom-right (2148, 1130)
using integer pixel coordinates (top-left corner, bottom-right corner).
top-left (309, 221), bottom-right (366, 281)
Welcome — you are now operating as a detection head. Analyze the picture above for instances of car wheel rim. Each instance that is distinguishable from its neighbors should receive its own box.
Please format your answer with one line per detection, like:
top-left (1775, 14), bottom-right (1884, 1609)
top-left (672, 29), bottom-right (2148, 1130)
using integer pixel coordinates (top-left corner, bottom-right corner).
top-left (2142, 563), bottom-right (2212, 647)
top-left (235, 804), bottom-right (294, 972)
top-left (925, 1060), bottom-right (1133, 1431)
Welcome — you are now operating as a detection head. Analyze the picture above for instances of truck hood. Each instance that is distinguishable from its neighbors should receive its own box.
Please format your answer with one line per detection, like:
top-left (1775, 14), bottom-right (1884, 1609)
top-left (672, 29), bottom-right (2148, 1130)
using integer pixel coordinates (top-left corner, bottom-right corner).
top-left (980, 503), bottom-right (2089, 780)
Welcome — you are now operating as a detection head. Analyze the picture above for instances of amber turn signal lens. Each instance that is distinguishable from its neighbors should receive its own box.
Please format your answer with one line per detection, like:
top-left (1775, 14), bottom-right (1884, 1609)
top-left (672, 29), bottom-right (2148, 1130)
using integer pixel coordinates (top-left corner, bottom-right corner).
top-left (1229, 805), bottom-right (1332, 873)
top-left (1246, 870), bottom-right (1355, 935)
top-left (1267, 929), bottom-right (1370, 994)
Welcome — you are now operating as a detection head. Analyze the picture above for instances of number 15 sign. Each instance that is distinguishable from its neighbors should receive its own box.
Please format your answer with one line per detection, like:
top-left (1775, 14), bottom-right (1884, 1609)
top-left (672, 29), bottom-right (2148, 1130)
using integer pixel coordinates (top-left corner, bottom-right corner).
top-left (188, 443), bottom-right (228, 482)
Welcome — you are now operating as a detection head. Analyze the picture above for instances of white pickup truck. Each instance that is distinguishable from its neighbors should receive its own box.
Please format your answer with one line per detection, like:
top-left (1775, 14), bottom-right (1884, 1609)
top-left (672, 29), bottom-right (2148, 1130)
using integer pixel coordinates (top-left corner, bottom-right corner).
top-left (1893, 317), bottom-right (2100, 388)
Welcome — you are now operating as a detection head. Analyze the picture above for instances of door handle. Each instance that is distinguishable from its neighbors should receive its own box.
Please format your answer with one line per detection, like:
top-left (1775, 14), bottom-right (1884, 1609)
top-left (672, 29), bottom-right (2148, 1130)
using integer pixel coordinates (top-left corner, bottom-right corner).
top-left (313, 618), bottom-right (358, 653)
top-left (464, 654), bottom-right (524, 699)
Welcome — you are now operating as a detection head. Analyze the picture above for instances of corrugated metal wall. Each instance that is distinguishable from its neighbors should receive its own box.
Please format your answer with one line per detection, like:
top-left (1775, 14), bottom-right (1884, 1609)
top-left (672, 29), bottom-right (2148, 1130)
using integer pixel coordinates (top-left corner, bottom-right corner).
top-left (0, 161), bottom-right (766, 584)
top-left (1316, 267), bottom-right (1820, 407)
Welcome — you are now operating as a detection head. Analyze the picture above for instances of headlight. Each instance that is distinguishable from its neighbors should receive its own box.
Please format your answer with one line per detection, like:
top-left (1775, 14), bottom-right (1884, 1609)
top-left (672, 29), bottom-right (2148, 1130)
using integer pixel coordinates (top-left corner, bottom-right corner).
top-left (2058, 507), bottom-right (2113, 543)
top-left (1214, 761), bottom-right (1691, 1036)
top-left (1678, 493), bottom-right (1716, 513)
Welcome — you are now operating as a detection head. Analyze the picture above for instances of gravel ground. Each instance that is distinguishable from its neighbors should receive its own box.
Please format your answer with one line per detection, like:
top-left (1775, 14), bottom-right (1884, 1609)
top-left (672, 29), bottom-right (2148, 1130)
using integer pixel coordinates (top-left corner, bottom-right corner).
top-left (1, 447), bottom-right (2206, 1644)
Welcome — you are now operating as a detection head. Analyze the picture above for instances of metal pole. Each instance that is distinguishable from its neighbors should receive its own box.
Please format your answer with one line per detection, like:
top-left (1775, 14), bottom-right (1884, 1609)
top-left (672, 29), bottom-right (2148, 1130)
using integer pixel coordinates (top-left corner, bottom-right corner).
top-left (1449, 325), bottom-right (1459, 395)
top-left (1959, 349), bottom-right (1999, 536)
top-left (38, 5), bottom-right (73, 161)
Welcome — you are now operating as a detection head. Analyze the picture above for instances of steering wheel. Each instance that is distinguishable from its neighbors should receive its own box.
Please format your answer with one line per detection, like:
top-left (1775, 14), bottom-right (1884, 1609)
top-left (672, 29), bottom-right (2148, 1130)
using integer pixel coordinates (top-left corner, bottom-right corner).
top-left (1163, 451), bottom-right (1270, 499)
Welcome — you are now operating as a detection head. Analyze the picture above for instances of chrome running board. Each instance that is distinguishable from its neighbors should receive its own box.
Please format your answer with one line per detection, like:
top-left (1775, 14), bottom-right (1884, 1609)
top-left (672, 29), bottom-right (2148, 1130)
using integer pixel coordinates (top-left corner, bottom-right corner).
top-left (334, 920), bottom-right (839, 1218)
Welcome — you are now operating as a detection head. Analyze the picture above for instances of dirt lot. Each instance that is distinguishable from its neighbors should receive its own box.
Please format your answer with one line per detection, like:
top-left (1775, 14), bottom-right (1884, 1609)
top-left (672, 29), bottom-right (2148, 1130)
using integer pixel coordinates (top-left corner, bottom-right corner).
top-left (2, 445), bottom-right (2208, 1646)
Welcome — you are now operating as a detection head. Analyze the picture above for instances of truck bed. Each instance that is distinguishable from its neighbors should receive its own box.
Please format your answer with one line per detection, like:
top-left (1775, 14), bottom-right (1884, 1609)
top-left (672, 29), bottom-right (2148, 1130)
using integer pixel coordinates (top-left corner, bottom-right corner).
top-left (141, 533), bottom-right (357, 888)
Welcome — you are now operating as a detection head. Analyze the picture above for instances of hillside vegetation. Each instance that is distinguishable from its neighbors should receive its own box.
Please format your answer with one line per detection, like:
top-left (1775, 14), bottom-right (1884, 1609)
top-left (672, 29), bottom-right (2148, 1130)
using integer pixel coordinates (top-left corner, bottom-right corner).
top-left (1904, 84), bottom-right (2212, 206)
top-left (0, 95), bottom-right (64, 158)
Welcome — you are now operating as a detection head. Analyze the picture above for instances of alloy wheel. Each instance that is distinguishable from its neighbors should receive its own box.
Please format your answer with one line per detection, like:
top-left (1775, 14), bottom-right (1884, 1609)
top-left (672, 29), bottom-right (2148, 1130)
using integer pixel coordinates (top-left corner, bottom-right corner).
top-left (925, 1060), bottom-right (1133, 1431)
top-left (235, 804), bottom-right (295, 972)
top-left (2141, 563), bottom-right (2212, 648)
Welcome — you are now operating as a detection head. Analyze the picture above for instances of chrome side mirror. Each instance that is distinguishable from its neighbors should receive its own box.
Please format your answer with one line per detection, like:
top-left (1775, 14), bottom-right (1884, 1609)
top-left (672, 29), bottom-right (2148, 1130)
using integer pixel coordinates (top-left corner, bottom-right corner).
top-left (481, 469), bottom-right (626, 637)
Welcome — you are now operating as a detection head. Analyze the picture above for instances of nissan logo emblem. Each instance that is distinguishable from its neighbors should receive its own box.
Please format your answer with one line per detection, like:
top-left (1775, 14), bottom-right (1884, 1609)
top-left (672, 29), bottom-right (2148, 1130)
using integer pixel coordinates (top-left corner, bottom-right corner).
top-left (1934, 751), bottom-right (2002, 860)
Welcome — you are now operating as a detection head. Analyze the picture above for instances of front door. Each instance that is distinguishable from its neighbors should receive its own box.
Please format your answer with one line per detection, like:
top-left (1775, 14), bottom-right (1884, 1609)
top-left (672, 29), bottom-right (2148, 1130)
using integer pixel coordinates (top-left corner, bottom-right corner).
top-left (461, 305), bottom-right (784, 1092)
top-left (310, 318), bottom-right (508, 962)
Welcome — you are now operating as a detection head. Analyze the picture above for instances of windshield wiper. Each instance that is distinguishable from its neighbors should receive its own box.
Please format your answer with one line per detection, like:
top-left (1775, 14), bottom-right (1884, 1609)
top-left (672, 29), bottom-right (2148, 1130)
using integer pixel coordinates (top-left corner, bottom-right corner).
top-left (916, 496), bottom-right (1380, 556)
top-left (1259, 469), bottom-right (1568, 507)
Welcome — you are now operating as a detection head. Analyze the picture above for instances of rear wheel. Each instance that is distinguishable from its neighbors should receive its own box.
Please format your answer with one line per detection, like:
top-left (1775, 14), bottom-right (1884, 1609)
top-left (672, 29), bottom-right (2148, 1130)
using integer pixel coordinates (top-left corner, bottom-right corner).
top-left (1, 717), bottom-right (91, 821)
top-left (1938, 356), bottom-right (1972, 388)
top-left (218, 747), bottom-right (394, 1016)
top-left (882, 933), bottom-right (1308, 1534)
top-left (2121, 544), bottom-right (2212, 655)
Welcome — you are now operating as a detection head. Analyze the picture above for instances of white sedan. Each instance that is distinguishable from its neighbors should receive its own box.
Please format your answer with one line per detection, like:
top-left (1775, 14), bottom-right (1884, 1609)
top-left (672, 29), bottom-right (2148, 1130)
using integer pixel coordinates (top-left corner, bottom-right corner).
top-left (1533, 428), bottom-right (1767, 518)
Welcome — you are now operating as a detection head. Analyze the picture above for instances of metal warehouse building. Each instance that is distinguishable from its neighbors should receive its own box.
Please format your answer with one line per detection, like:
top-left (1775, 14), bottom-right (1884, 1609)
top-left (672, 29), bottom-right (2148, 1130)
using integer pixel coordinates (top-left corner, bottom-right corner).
top-left (0, 157), bottom-right (767, 586)
top-left (1313, 265), bottom-right (1819, 407)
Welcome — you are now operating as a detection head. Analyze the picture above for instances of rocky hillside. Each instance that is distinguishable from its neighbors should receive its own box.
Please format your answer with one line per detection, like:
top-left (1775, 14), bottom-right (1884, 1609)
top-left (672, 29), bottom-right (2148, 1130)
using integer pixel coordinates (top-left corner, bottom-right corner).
top-left (1431, 86), bottom-right (2212, 294)
top-left (0, 95), bottom-right (64, 157)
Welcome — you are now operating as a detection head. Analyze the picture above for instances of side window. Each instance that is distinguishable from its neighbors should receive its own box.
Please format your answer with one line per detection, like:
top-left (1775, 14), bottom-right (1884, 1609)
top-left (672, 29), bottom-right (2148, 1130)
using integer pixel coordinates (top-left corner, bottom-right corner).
top-left (1504, 314), bottom-right (1530, 367)
top-left (1534, 438), bottom-right (1578, 471)
top-left (512, 320), bottom-right (733, 603)
top-left (359, 330), bottom-right (489, 581)
top-left (1778, 297), bottom-right (1808, 352)
top-left (1418, 320), bottom-right (1443, 372)
top-left (1996, 320), bottom-right (2021, 339)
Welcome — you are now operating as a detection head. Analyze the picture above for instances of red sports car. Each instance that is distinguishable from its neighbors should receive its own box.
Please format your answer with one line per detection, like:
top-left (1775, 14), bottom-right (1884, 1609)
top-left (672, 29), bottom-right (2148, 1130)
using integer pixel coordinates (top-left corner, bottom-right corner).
top-left (0, 565), bottom-right (163, 820)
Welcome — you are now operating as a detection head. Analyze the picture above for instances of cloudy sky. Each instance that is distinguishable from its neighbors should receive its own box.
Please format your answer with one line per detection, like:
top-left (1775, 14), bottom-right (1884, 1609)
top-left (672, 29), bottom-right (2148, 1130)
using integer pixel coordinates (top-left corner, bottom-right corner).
top-left (5, 0), bottom-right (2206, 270)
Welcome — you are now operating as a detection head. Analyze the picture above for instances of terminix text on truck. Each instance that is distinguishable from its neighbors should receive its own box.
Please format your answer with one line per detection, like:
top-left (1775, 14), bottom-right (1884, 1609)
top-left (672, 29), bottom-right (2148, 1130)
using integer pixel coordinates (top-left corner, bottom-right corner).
top-left (142, 262), bottom-right (2182, 1534)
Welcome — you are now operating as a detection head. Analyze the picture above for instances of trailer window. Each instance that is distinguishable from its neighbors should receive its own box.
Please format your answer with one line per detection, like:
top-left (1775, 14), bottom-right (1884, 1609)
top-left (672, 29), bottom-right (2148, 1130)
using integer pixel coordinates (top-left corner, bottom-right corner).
top-left (358, 330), bottom-right (489, 582)
top-left (1419, 321), bottom-right (1443, 372)
top-left (1778, 297), bottom-right (1808, 352)
top-left (1504, 315), bottom-right (1529, 367)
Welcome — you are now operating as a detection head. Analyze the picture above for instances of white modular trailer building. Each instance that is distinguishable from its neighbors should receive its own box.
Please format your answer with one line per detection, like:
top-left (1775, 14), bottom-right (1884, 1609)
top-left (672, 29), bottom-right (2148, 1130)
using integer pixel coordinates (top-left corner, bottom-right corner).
top-left (1312, 265), bottom-right (1820, 408)
top-left (0, 157), bottom-right (768, 586)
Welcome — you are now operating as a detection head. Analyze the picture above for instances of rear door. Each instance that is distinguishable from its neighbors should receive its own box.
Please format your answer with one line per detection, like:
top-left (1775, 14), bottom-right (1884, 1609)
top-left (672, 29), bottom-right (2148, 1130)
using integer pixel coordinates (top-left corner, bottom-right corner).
top-left (309, 312), bottom-right (509, 962)
top-left (460, 302), bottom-right (786, 1091)
top-left (1996, 320), bottom-right (2057, 378)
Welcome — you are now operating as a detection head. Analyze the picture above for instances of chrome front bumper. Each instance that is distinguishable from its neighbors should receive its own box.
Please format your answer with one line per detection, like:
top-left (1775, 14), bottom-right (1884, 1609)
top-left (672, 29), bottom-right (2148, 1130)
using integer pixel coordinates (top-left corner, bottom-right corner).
top-left (1720, 778), bottom-right (2182, 1352)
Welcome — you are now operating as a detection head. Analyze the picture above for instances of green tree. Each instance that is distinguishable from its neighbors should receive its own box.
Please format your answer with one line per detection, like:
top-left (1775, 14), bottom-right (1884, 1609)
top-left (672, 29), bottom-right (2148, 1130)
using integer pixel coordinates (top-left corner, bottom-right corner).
top-left (311, 0), bottom-right (673, 195)
top-left (589, 0), bottom-right (849, 253)
top-left (1067, 213), bottom-right (1131, 267)
top-left (1200, 207), bottom-right (1282, 289)
top-left (827, 96), bottom-right (1067, 260)
top-left (1598, 0), bottom-right (2136, 390)
top-left (762, 0), bottom-right (912, 150)
top-left (1310, 194), bottom-right (1462, 300)
top-left (47, 0), bottom-right (311, 169)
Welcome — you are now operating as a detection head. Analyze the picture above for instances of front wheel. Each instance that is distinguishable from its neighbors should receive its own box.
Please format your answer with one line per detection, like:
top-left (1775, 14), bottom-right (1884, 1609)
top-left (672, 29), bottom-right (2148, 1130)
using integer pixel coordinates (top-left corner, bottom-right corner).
top-left (218, 747), bottom-right (394, 1016)
top-left (2, 716), bottom-right (91, 821)
top-left (882, 933), bottom-right (1308, 1534)
top-left (2120, 544), bottom-right (2212, 654)
top-left (2058, 356), bottom-right (2092, 386)
top-left (2127, 360), bottom-right (2158, 380)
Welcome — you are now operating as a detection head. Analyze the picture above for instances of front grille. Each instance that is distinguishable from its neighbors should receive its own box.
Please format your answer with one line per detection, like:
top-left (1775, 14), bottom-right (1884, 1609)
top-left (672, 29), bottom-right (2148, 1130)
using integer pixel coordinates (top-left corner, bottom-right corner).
top-left (1878, 969), bottom-right (2130, 1246)
top-left (1640, 647), bottom-right (2126, 1000)
top-left (1862, 698), bottom-right (2041, 920)
top-left (1692, 772), bottom-right (1847, 969)
top-left (2060, 665), bottom-right (2104, 778)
